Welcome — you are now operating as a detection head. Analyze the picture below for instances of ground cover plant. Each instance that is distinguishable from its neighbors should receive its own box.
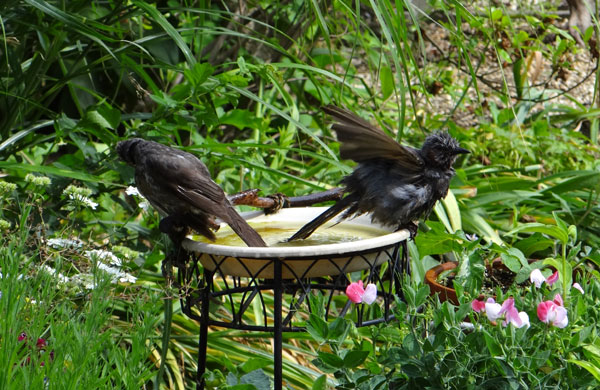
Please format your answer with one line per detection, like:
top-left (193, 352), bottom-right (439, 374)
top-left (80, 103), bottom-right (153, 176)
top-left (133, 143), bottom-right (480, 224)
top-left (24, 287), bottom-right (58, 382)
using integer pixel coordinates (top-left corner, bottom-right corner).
top-left (1, 0), bottom-right (600, 388)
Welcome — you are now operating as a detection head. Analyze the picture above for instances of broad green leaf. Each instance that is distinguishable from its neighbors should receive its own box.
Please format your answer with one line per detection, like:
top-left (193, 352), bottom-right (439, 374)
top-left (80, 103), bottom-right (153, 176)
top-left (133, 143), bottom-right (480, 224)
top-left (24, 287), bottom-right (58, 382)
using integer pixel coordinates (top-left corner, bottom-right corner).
top-left (306, 314), bottom-right (328, 343)
top-left (342, 350), bottom-right (369, 368)
top-left (327, 317), bottom-right (351, 344)
top-left (433, 201), bottom-right (453, 233)
top-left (220, 109), bottom-right (263, 130)
top-left (184, 62), bottom-right (214, 87)
top-left (312, 375), bottom-right (327, 390)
top-left (85, 105), bottom-right (121, 129)
top-left (240, 369), bottom-right (271, 389)
top-left (483, 331), bottom-right (503, 356)
top-left (414, 285), bottom-right (431, 307)
top-left (507, 223), bottom-right (568, 244)
top-left (317, 351), bottom-right (344, 369)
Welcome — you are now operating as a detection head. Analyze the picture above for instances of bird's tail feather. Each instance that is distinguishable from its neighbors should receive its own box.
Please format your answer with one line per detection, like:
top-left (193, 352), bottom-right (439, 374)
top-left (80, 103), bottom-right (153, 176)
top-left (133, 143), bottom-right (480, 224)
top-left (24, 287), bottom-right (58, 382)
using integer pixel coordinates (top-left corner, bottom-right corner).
top-left (224, 207), bottom-right (267, 247)
top-left (288, 194), bottom-right (356, 241)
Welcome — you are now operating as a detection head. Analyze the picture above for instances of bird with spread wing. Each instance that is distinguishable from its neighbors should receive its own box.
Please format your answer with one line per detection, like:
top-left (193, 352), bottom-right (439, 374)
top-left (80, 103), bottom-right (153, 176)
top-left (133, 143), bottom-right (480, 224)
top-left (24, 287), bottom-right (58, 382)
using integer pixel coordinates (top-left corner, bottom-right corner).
top-left (289, 105), bottom-right (469, 241)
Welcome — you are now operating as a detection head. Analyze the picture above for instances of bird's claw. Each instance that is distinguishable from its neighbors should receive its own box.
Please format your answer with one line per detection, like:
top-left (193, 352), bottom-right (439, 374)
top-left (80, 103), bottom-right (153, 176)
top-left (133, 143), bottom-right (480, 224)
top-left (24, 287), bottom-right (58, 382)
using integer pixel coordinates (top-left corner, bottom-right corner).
top-left (398, 222), bottom-right (419, 240)
top-left (265, 193), bottom-right (288, 214)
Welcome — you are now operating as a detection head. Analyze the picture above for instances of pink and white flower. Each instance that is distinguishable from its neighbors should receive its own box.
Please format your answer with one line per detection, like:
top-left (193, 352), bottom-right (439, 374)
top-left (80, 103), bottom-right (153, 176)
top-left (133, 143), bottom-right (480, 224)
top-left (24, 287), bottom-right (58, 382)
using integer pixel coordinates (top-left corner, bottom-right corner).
top-left (471, 297), bottom-right (529, 328)
top-left (498, 298), bottom-right (529, 328)
top-left (471, 298), bottom-right (487, 312)
top-left (345, 281), bottom-right (377, 304)
top-left (529, 268), bottom-right (559, 288)
top-left (537, 293), bottom-right (568, 328)
top-left (573, 283), bottom-right (584, 294)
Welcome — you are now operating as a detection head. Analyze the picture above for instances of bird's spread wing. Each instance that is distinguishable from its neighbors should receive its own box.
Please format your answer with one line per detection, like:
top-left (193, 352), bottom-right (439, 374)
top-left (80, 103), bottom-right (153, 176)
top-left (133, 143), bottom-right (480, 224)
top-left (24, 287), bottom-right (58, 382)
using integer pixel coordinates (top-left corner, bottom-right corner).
top-left (323, 105), bottom-right (424, 173)
top-left (143, 150), bottom-right (228, 212)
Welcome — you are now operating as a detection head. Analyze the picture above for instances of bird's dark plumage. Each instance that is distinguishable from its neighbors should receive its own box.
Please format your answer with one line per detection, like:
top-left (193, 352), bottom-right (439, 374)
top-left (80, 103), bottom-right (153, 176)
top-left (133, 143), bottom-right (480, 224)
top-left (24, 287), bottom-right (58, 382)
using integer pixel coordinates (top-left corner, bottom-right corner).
top-left (117, 138), bottom-right (267, 247)
top-left (289, 105), bottom-right (469, 241)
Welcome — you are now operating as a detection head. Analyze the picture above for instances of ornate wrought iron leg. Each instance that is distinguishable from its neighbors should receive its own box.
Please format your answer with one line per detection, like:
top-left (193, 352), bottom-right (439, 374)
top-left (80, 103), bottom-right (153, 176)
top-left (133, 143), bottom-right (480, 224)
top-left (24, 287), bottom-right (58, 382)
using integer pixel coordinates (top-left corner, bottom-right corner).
top-left (196, 270), bottom-right (213, 390)
top-left (273, 260), bottom-right (283, 390)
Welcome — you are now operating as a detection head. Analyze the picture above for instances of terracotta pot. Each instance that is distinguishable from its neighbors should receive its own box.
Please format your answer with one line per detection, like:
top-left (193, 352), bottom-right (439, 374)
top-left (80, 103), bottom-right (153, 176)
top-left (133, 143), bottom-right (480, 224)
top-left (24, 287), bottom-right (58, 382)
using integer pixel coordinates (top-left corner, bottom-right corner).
top-left (424, 258), bottom-right (540, 305)
top-left (424, 261), bottom-right (460, 305)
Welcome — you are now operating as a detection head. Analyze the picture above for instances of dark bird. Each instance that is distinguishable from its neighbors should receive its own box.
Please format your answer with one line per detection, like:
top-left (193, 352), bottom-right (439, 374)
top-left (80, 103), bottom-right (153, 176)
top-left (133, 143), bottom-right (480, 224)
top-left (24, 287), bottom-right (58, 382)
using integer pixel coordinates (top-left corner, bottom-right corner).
top-left (117, 138), bottom-right (267, 247)
top-left (289, 105), bottom-right (469, 241)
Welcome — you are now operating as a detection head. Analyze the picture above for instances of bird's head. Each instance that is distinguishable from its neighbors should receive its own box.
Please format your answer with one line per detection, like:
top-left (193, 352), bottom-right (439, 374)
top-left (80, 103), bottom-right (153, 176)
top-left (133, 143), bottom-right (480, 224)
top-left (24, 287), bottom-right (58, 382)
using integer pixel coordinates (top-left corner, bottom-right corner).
top-left (421, 132), bottom-right (469, 169)
top-left (116, 138), bottom-right (144, 165)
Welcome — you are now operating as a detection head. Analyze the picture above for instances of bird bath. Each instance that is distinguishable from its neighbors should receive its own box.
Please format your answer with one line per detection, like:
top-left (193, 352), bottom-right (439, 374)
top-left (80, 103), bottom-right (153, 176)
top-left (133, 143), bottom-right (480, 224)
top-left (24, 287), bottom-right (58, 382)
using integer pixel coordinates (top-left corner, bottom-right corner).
top-left (178, 207), bottom-right (409, 390)
top-left (182, 207), bottom-right (410, 279)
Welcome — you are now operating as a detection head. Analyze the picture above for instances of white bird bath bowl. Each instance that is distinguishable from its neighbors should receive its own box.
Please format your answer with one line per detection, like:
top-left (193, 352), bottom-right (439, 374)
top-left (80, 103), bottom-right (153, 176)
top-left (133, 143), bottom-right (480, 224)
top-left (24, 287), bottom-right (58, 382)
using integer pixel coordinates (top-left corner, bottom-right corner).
top-left (182, 207), bottom-right (410, 279)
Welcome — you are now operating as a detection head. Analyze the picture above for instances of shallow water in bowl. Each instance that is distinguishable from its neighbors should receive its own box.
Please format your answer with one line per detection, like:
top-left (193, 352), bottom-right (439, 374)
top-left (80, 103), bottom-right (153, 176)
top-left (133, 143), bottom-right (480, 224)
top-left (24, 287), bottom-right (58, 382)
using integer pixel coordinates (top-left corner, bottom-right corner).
top-left (192, 221), bottom-right (389, 247)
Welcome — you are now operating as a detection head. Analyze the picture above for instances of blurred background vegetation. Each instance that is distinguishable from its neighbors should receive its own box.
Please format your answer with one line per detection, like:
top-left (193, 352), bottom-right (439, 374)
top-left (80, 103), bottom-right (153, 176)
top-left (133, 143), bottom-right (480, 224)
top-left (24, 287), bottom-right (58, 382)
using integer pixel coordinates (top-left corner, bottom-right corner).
top-left (2, 0), bottom-right (600, 388)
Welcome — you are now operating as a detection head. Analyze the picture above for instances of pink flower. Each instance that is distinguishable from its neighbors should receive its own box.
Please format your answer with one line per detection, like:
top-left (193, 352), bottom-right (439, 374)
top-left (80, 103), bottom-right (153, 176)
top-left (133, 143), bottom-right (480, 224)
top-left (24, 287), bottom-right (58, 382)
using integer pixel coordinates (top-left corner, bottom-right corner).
top-left (546, 270), bottom-right (559, 286)
top-left (345, 281), bottom-right (377, 304)
top-left (529, 269), bottom-right (545, 288)
top-left (471, 299), bottom-right (486, 312)
top-left (537, 295), bottom-right (568, 328)
top-left (498, 298), bottom-right (529, 328)
top-left (573, 283), bottom-right (584, 294)
top-left (473, 297), bottom-right (529, 328)
top-left (346, 281), bottom-right (365, 303)
top-left (499, 298), bottom-right (519, 325)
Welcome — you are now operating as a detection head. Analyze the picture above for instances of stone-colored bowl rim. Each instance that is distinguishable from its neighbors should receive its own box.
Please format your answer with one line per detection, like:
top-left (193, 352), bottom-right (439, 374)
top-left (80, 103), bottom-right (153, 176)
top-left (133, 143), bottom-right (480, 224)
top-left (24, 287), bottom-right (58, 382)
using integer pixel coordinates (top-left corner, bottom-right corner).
top-left (182, 207), bottom-right (409, 258)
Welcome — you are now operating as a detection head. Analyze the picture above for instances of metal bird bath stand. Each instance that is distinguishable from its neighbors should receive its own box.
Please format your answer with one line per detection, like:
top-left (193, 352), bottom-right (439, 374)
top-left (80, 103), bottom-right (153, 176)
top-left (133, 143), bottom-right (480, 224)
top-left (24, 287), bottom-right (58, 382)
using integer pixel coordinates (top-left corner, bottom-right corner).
top-left (177, 207), bottom-right (410, 390)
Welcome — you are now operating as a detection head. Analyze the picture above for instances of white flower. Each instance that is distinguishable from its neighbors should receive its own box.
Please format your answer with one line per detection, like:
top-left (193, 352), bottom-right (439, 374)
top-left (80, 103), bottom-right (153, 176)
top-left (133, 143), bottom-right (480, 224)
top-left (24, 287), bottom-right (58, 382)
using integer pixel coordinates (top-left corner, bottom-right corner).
top-left (69, 193), bottom-right (98, 210)
top-left (465, 233), bottom-right (479, 241)
top-left (125, 186), bottom-right (141, 196)
top-left (85, 249), bottom-right (122, 266)
top-left (40, 264), bottom-right (69, 284)
top-left (97, 263), bottom-right (136, 284)
top-left (70, 274), bottom-right (96, 290)
top-left (47, 237), bottom-right (84, 249)
top-left (125, 186), bottom-right (148, 209)
top-left (485, 298), bottom-right (503, 322)
top-left (515, 311), bottom-right (530, 329)
top-left (529, 269), bottom-right (545, 288)
top-left (118, 272), bottom-right (137, 284)
top-left (362, 283), bottom-right (378, 304)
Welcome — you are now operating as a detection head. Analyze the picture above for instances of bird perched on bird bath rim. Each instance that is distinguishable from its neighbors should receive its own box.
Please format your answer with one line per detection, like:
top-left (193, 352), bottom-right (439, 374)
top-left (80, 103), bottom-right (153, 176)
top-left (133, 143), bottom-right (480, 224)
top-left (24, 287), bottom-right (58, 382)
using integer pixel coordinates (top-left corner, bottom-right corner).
top-left (117, 138), bottom-right (267, 247)
top-left (289, 105), bottom-right (469, 241)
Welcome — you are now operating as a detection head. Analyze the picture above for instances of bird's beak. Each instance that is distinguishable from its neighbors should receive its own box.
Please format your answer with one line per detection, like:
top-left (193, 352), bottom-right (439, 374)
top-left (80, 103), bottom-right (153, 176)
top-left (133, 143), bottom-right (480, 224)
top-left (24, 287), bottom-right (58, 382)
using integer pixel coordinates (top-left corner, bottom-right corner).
top-left (454, 147), bottom-right (470, 154)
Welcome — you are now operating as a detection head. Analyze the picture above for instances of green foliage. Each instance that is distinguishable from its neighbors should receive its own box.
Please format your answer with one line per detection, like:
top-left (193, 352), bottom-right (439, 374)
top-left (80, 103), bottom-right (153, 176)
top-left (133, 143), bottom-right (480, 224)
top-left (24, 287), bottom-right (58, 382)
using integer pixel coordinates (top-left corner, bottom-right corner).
top-left (0, 186), bottom-right (161, 389)
top-left (311, 279), bottom-right (600, 389)
top-left (3, 0), bottom-right (600, 387)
